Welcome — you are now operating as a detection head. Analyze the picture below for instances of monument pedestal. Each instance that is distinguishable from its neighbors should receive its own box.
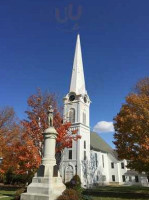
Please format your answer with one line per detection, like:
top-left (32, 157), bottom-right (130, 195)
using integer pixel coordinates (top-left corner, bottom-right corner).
top-left (21, 176), bottom-right (66, 200)
top-left (21, 106), bottom-right (66, 200)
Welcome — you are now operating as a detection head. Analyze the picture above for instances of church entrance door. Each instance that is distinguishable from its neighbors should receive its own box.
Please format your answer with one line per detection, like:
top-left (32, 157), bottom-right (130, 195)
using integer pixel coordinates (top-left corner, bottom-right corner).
top-left (65, 165), bottom-right (74, 183)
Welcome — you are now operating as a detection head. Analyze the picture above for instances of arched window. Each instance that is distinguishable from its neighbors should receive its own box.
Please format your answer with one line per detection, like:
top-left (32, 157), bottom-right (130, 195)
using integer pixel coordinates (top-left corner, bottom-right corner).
top-left (83, 111), bottom-right (86, 125)
top-left (65, 165), bottom-right (74, 183)
top-left (69, 108), bottom-right (75, 123)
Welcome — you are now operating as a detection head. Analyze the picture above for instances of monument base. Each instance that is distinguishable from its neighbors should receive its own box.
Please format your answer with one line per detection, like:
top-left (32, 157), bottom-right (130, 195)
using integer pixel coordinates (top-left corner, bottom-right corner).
top-left (21, 176), bottom-right (66, 200)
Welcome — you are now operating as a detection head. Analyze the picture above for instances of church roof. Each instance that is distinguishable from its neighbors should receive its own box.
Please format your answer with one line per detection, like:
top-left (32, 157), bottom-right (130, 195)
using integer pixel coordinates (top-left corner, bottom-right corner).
top-left (90, 131), bottom-right (118, 158)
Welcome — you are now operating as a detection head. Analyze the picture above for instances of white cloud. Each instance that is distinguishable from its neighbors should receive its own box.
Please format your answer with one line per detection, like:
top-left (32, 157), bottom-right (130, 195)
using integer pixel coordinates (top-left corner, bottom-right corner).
top-left (93, 121), bottom-right (114, 133)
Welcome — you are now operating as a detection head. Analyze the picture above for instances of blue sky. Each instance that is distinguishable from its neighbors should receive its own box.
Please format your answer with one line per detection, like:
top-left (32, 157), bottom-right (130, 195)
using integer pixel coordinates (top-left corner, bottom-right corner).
top-left (0, 0), bottom-right (149, 147)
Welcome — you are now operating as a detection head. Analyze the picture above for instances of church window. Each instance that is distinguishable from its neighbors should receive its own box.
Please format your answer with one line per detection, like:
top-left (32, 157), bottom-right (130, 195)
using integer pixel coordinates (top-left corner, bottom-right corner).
top-left (122, 175), bottom-right (126, 182)
top-left (69, 94), bottom-right (75, 101)
top-left (84, 141), bottom-right (86, 149)
top-left (69, 108), bottom-right (75, 123)
top-left (121, 162), bottom-right (124, 169)
top-left (69, 150), bottom-right (72, 159)
top-left (135, 176), bottom-right (139, 183)
top-left (65, 165), bottom-right (73, 183)
top-left (102, 155), bottom-right (104, 168)
top-left (102, 175), bottom-right (106, 181)
top-left (96, 175), bottom-right (99, 181)
top-left (84, 151), bottom-right (86, 160)
top-left (111, 162), bottom-right (114, 169)
top-left (83, 112), bottom-right (86, 125)
top-left (129, 176), bottom-right (132, 182)
top-left (95, 153), bottom-right (98, 167)
top-left (112, 175), bottom-right (115, 182)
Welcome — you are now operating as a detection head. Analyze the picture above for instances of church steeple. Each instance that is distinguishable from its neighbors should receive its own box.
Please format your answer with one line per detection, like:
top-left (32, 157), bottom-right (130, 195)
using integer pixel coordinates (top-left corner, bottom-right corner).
top-left (63, 35), bottom-right (91, 184)
top-left (69, 34), bottom-right (86, 95)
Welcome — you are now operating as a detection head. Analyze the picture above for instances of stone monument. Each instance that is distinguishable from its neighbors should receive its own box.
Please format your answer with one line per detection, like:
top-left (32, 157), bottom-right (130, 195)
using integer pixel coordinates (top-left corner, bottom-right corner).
top-left (21, 106), bottom-right (66, 200)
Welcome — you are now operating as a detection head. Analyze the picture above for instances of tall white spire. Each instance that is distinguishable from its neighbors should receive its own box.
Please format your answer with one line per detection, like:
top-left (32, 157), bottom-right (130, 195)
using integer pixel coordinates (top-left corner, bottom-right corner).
top-left (69, 34), bottom-right (86, 95)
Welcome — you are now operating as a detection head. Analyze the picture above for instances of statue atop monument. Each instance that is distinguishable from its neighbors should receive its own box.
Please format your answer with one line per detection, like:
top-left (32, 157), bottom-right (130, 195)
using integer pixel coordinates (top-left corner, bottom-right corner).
top-left (48, 105), bottom-right (54, 127)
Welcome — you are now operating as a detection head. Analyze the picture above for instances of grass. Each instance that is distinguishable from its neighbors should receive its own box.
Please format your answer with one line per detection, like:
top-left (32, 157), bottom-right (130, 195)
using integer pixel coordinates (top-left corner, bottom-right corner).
top-left (0, 190), bottom-right (16, 200)
top-left (0, 185), bottom-right (21, 200)
top-left (92, 198), bottom-right (148, 200)
top-left (0, 198), bottom-right (14, 200)
top-left (83, 186), bottom-right (149, 200)
top-left (0, 185), bottom-right (148, 200)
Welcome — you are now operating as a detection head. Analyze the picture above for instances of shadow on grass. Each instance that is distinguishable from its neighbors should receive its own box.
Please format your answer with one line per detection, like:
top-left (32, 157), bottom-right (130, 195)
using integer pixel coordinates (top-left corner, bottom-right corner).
top-left (0, 185), bottom-right (21, 191)
top-left (0, 185), bottom-right (22, 199)
top-left (95, 186), bottom-right (149, 193)
top-left (83, 186), bottom-right (149, 199)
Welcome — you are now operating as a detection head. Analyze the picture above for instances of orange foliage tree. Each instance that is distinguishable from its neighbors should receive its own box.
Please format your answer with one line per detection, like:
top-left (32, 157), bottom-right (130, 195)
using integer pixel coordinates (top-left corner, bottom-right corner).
top-left (0, 107), bottom-right (21, 174)
top-left (0, 107), bottom-right (41, 178)
top-left (114, 78), bottom-right (149, 173)
top-left (13, 131), bottom-right (41, 175)
top-left (0, 90), bottom-right (80, 177)
top-left (20, 89), bottom-right (80, 172)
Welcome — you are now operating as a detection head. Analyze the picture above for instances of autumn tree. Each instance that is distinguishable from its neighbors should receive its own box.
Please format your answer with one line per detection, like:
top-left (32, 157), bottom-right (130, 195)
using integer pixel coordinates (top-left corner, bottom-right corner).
top-left (114, 77), bottom-right (149, 174)
top-left (0, 90), bottom-right (80, 178)
top-left (0, 107), bottom-right (21, 174)
top-left (22, 89), bottom-right (80, 170)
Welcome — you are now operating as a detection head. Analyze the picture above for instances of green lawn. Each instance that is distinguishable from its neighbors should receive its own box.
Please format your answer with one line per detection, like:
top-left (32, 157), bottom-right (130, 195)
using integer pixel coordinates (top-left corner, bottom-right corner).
top-left (0, 185), bottom-right (148, 200)
top-left (92, 198), bottom-right (147, 200)
top-left (83, 186), bottom-right (149, 200)
top-left (0, 190), bottom-right (16, 200)
top-left (0, 185), bottom-right (21, 200)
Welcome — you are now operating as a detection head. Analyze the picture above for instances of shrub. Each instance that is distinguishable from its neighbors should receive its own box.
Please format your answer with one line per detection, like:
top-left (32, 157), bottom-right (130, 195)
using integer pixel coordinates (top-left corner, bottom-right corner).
top-left (65, 181), bottom-right (72, 189)
top-left (12, 174), bottom-right (27, 185)
top-left (4, 169), bottom-right (34, 185)
top-left (4, 168), bottom-right (14, 184)
top-left (65, 175), bottom-right (81, 191)
top-left (57, 194), bottom-right (69, 200)
top-left (0, 173), bottom-right (4, 183)
top-left (57, 189), bottom-right (79, 200)
top-left (82, 195), bottom-right (93, 200)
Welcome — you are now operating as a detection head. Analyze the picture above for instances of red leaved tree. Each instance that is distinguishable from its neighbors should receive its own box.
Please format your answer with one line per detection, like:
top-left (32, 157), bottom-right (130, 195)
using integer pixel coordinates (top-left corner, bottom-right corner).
top-left (0, 90), bottom-right (80, 176)
top-left (20, 89), bottom-right (80, 172)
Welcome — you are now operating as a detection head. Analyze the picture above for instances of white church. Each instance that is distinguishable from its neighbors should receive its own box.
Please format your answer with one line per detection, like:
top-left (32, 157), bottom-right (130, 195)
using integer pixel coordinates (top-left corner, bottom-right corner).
top-left (60, 35), bottom-right (149, 187)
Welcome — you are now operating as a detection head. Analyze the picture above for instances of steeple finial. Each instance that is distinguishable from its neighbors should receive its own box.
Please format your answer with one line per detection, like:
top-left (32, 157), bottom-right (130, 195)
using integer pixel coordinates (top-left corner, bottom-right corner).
top-left (69, 34), bottom-right (86, 95)
top-left (47, 105), bottom-right (54, 127)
